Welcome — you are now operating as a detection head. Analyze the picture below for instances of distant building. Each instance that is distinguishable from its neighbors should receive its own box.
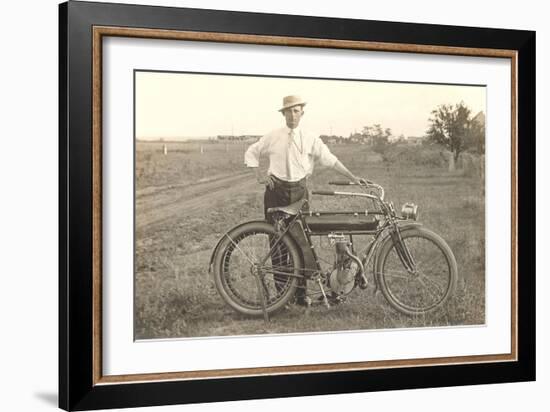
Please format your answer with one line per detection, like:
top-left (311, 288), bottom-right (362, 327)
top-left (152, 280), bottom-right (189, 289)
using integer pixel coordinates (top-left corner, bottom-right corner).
top-left (217, 135), bottom-right (261, 142)
top-left (407, 136), bottom-right (425, 145)
top-left (349, 133), bottom-right (366, 144)
top-left (394, 134), bottom-right (407, 144)
top-left (472, 111), bottom-right (485, 127)
top-left (470, 111), bottom-right (486, 153)
top-left (320, 134), bottom-right (344, 144)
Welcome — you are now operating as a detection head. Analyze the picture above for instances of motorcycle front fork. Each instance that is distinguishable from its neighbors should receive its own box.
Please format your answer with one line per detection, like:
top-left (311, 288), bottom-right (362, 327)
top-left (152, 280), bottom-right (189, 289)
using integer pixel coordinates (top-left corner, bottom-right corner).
top-left (390, 225), bottom-right (417, 274)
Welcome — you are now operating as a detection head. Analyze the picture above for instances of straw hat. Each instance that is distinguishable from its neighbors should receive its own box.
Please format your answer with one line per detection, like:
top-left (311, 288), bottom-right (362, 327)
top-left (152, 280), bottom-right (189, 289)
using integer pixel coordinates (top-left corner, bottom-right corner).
top-left (278, 95), bottom-right (307, 112)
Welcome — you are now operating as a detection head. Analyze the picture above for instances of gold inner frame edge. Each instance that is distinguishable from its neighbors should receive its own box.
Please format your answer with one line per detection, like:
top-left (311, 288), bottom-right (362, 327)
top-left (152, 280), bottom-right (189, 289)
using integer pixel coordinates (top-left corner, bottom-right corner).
top-left (91, 25), bottom-right (518, 385)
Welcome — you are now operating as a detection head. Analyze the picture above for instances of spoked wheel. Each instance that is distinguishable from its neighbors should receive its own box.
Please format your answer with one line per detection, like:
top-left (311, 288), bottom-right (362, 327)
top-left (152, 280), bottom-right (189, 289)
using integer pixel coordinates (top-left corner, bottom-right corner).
top-left (376, 227), bottom-right (458, 315)
top-left (212, 221), bottom-right (302, 316)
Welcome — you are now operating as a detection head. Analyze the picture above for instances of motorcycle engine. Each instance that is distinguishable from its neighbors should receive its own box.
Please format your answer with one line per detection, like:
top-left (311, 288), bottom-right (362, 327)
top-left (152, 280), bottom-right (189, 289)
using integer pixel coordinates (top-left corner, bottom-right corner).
top-left (328, 234), bottom-right (361, 296)
top-left (329, 259), bottom-right (358, 296)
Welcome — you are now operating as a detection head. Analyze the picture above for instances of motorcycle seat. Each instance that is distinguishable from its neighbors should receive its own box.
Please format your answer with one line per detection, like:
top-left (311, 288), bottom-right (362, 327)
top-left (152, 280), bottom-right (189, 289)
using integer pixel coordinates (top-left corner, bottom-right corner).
top-left (267, 199), bottom-right (307, 216)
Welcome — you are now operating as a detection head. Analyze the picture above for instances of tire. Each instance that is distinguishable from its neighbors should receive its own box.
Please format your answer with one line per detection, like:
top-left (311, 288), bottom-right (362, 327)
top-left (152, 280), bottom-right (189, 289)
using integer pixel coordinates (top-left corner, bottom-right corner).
top-left (212, 221), bottom-right (302, 317)
top-left (376, 227), bottom-right (458, 315)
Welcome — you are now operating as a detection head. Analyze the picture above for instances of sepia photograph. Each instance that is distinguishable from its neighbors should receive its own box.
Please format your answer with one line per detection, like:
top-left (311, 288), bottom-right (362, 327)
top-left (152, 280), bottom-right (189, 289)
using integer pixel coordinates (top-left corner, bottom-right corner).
top-left (134, 71), bottom-right (486, 340)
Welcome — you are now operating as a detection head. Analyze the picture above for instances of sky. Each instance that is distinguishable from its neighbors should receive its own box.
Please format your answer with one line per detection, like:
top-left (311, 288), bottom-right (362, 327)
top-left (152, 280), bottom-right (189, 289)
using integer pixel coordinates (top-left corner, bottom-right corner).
top-left (135, 71), bottom-right (486, 140)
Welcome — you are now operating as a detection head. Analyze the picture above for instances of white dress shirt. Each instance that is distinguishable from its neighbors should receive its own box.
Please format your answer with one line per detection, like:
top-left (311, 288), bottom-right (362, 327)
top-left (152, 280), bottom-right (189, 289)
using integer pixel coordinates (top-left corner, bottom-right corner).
top-left (244, 126), bottom-right (339, 182)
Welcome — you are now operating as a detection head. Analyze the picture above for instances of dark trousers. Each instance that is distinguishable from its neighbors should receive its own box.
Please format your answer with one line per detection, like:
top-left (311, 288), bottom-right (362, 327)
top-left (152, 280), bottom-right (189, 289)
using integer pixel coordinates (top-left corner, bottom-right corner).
top-left (264, 178), bottom-right (309, 301)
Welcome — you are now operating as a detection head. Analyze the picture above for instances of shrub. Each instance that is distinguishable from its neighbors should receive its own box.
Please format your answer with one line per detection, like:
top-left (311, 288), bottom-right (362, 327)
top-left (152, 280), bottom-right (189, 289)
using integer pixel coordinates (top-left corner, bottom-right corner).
top-left (383, 145), bottom-right (447, 167)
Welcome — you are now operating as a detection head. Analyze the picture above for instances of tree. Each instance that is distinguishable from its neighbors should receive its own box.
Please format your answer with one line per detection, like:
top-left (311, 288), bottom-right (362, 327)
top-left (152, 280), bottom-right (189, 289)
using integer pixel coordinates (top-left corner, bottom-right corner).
top-left (361, 125), bottom-right (373, 145)
top-left (426, 102), bottom-right (474, 169)
top-left (374, 125), bottom-right (391, 154)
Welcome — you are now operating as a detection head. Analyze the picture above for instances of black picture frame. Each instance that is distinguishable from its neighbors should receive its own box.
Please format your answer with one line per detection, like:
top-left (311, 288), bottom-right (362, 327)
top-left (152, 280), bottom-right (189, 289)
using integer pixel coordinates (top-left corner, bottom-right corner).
top-left (59, 1), bottom-right (536, 410)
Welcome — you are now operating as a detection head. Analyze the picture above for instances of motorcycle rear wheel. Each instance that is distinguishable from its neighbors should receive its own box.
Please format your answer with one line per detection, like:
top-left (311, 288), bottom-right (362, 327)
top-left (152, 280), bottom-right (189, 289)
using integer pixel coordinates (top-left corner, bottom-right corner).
top-left (212, 221), bottom-right (302, 317)
top-left (376, 227), bottom-right (458, 315)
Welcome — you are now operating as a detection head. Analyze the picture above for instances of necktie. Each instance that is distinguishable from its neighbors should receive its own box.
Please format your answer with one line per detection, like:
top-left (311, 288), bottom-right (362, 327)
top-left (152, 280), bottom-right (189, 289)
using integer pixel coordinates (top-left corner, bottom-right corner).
top-left (286, 130), bottom-right (294, 181)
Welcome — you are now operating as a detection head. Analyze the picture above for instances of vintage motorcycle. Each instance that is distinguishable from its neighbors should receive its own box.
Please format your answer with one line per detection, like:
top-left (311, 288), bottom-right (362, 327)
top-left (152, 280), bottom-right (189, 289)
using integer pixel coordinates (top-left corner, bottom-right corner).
top-left (209, 180), bottom-right (457, 319)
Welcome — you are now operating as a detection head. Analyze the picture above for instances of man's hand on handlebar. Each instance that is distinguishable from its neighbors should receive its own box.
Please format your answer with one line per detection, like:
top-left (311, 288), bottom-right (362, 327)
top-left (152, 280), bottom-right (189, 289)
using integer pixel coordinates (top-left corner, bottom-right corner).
top-left (353, 176), bottom-right (371, 186)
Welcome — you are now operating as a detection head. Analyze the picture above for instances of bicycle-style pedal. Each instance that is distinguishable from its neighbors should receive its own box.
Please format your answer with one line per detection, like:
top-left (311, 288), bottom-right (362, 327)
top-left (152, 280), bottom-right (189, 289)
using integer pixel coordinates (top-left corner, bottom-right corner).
top-left (359, 274), bottom-right (369, 289)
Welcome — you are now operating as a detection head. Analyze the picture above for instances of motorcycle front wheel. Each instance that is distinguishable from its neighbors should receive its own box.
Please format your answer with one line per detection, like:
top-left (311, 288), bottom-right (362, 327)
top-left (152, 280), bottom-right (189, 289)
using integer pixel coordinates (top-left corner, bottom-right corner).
top-left (212, 221), bottom-right (302, 317)
top-left (376, 227), bottom-right (458, 315)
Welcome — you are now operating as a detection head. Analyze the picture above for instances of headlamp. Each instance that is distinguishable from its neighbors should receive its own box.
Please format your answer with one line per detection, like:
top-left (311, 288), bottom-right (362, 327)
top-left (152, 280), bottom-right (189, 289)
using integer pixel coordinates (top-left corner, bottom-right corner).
top-left (401, 203), bottom-right (418, 220)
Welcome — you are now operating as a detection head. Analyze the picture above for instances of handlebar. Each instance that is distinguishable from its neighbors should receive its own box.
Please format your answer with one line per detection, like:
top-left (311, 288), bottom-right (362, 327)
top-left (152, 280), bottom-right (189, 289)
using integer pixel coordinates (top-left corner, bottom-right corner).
top-left (325, 180), bottom-right (385, 201)
top-left (328, 181), bottom-right (355, 186)
top-left (311, 190), bottom-right (335, 196)
top-left (328, 180), bottom-right (373, 186)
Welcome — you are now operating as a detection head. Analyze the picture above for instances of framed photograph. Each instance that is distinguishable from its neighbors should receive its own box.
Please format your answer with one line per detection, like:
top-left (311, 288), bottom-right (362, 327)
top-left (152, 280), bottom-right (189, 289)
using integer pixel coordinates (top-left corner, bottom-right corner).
top-left (59, 1), bottom-right (535, 410)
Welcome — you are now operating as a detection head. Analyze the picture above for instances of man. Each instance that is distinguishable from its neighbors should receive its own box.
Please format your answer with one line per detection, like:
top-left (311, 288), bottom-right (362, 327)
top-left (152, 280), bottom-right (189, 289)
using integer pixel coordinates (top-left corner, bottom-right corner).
top-left (244, 95), bottom-right (365, 305)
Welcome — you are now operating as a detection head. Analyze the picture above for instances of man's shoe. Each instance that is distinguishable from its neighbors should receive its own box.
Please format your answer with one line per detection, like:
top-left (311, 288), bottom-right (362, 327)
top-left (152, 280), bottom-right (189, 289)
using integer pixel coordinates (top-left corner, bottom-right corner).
top-left (317, 293), bottom-right (344, 306)
top-left (295, 296), bottom-right (311, 307)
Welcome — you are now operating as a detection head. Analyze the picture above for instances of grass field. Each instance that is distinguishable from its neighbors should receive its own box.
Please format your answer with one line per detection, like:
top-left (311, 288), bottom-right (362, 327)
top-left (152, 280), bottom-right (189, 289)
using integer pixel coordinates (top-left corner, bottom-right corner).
top-left (135, 141), bottom-right (485, 339)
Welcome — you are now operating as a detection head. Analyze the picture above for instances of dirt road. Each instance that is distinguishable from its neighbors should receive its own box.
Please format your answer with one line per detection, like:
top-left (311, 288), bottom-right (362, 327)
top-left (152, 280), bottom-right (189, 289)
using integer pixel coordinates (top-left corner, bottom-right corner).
top-left (136, 171), bottom-right (258, 232)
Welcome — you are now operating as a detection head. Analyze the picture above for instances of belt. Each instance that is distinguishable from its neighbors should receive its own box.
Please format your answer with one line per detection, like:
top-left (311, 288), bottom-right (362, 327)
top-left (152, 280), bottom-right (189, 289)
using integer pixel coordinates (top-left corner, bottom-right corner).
top-left (270, 175), bottom-right (307, 188)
